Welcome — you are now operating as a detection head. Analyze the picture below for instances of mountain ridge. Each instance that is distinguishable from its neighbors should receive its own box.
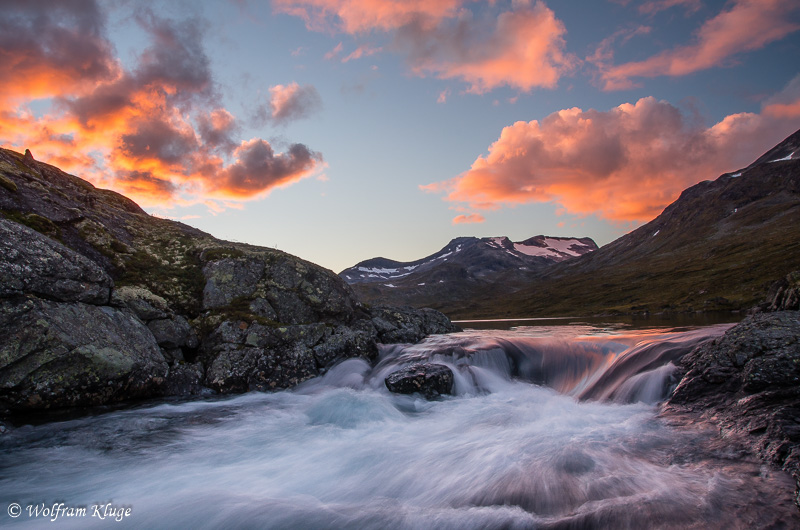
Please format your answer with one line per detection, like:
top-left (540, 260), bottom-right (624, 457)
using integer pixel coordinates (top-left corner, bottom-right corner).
top-left (434, 128), bottom-right (800, 319)
top-left (341, 234), bottom-right (597, 307)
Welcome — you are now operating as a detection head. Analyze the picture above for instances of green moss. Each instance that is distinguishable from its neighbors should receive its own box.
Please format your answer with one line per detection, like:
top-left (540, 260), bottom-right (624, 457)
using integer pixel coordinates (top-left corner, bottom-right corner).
top-left (0, 174), bottom-right (17, 192)
top-left (109, 239), bottom-right (129, 253)
top-left (1, 209), bottom-right (61, 240)
top-left (116, 246), bottom-right (206, 316)
top-left (203, 247), bottom-right (245, 262)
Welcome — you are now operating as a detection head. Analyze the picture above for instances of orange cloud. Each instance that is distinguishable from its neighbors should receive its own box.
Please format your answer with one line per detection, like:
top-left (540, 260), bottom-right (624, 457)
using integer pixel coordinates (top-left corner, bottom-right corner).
top-left (597, 0), bottom-right (800, 90)
top-left (276, 0), bottom-right (574, 93)
top-left (402, 2), bottom-right (575, 93)
top-left (0, 2), bottom-right (323, 209)
top-left (452, 213), bottom-right (485, 225)
top-left (423, 91), bottom-right (800, 223)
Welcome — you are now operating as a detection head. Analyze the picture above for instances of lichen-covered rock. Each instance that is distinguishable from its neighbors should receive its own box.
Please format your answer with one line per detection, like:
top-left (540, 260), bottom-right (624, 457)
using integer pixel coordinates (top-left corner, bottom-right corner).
top-left (667, 311), bottom-right (800, 504)
top-left (202, 258), bottom-right (264, 309)
top-left (111, 286), bottom-right (170, 321)
top-left (371, 306), bottom-right (460, 343)
top-left (164, 362), bottom-right (206, 396)
top-left (385, 363), bottom-right (454, 399)
top-left (0, 298), bottom-right (168, 413)
top-left (202, 254), bottom-right (359, 326)
top-left (201, 319), bottom-right (378, 393)
top-left (0, 219), bottom-right (112, 304)
top-left (0, 146), bottom-right (461, 419)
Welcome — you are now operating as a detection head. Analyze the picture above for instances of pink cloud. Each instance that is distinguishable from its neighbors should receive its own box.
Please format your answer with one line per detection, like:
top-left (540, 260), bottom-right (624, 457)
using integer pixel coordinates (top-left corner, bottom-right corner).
top-left (423, 89), bottom-right (800, 223)
top-left (276, 0), bottom-right (575, 93)
top-left (324, 42), bottom-right (344, 60)
top-left (272, 0), bottom-right (463, 33)
top-left (452, 213), bottom-right (485, 224)
top-left (597, 0), bottom-right (800, 90)
top-left (342, 44), bottom-right (382, 62)
top-left (267, 82), bottom-right (322, 124)
top-left (401, 2), bottom-right (576, 93)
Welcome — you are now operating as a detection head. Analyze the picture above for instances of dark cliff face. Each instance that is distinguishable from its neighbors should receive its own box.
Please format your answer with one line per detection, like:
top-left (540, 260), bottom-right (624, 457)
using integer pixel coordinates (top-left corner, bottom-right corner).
top-left (0, 148), bottom-right (458, 419)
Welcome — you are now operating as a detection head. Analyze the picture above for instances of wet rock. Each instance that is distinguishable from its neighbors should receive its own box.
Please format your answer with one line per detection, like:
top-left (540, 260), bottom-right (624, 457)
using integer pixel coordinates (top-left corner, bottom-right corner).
top-left (0, 219), bottom-right (112, 304)
top-left (0, 298), bottom-right (167, 413)
top-left (201, 319), bottom-right (377, 393)
top-left (385, 363), bottom-right (454, 399)
top-left (164, 362), bottom-right (206, 395)
top-left (371, 306), bottom-right (460, 344)
top-left (667, 311), bottom-right (800, 504)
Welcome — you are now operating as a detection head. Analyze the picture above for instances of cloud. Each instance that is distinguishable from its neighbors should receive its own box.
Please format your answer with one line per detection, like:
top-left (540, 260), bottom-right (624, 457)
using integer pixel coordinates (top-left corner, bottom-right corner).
top-left (638, 0), bottom-right (701, 15)
top-left (342, 44), bottom-right (382, 62)
top-left (762, 74), bottom-right (800, 118)
top-left (0, 0), bottom-right (117, 104)
top-left (423, 89), bottom-right (800, 223)
top-left (0, 1), bottom-right (323, 208)
top-left (276, 0), bottom-right (575, 93)
top-left (215, 139), bottom-right (322, 198)
top-left (266, 83), bottom-right (323, 125)
top-left (272, 0), bottom-right (463, 33)
top-left (397, 1), bottom-right (575, 93)
top-left (452, 213), bottom-right (485, 224)
top-left (324, 42), bottom-right (344, 60)
top-left (437, 88), bottom-right (450, 104)
top-left (597, 0), bottom-right (800, 90)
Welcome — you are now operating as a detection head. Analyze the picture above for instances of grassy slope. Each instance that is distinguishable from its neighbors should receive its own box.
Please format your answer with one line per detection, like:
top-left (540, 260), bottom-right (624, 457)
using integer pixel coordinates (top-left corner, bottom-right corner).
top-left (434, 153), bottom-right (800, 319)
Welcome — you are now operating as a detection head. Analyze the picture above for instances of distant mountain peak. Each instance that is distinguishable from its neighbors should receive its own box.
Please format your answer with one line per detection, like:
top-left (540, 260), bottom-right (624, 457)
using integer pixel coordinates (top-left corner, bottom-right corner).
top-left (340, 234), bottom-right (597, 290)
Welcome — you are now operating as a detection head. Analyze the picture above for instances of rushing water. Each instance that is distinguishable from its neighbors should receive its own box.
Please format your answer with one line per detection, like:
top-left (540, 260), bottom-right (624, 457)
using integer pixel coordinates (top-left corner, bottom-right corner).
top-left (1, 324), bottom-right (798, 529)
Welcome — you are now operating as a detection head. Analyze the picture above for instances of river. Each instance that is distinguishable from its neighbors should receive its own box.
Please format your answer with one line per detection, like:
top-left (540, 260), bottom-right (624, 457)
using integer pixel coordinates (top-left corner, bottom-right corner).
top-left (1, 322), bottom-right (798, 528)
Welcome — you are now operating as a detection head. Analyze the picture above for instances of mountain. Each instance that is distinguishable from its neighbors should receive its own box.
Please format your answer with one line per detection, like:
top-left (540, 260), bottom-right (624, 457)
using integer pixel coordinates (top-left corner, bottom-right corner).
top-left (434, 128), bottom-right (800, 319)
top-left (340, 235), bottom-right (597, 307)
top-left (0, 148), bottom-right (457, 417)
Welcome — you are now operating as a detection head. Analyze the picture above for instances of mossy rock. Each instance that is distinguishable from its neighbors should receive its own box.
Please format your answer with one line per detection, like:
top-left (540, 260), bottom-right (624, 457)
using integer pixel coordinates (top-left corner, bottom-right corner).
top-left (0, 174), bottom-right (17, 192)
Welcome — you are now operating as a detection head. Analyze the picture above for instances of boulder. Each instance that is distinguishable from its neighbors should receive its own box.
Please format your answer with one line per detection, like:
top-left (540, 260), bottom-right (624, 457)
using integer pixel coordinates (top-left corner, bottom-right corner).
top-left (385, 363), bottom-right (455, 399)
top-left (201, 319), bottom-right (378, 393)
top-left (667, 311), bottom-right (800, 504)
top-left (371, 306), bottom-right (460, 344)
top-left (147, 315), bottom-right (198, 350)
top-left (110, 286), bottom-right (170, 321)
top-left (0, 298), bottom-right (168, 413)
top-left (0, 219), bottom-right (112, 304)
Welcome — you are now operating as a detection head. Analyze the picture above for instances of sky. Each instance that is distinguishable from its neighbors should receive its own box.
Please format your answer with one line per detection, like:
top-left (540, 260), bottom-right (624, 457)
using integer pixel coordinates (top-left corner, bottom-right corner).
top-left (1, 0), bottom-right (799, 273)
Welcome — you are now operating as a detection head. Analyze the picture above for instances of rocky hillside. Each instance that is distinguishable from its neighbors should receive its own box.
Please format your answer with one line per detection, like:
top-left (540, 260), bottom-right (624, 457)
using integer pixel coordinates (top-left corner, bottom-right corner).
top-left (439, 128), bottom-right (800, 319)
top-left (342, 235), bottom-right (596, 308)
top-left (0, 148), bottom-right (457, 419)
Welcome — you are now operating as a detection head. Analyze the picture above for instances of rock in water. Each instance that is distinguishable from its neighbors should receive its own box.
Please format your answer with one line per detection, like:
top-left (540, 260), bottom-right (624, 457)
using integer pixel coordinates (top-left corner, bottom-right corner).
top-left (667, 311), bottom-right (800, 505)
top-left (385, 363), bottom-right (454, 399)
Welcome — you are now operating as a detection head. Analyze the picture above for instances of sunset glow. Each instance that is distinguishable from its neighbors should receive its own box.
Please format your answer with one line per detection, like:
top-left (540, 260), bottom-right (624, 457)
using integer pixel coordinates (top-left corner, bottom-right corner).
top-left (1, 0), bottom-right (798, 271)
